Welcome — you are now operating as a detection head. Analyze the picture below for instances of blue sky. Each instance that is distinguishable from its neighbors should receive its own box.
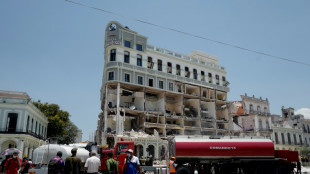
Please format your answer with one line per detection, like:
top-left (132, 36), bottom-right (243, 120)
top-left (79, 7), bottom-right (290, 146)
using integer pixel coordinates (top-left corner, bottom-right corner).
top-left (1, 1), bottom-right (309, 141)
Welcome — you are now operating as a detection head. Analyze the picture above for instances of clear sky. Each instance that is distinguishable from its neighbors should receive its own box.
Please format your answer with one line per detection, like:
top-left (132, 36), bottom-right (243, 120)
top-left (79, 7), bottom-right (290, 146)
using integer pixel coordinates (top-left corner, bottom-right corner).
top-left (1, 1), bottom-right (309, 141)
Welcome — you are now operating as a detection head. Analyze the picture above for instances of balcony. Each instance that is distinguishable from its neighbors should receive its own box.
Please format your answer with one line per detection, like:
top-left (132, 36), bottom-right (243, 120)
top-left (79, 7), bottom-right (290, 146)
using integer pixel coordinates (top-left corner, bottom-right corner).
top-left (0, 128), bottom-right (46, 140)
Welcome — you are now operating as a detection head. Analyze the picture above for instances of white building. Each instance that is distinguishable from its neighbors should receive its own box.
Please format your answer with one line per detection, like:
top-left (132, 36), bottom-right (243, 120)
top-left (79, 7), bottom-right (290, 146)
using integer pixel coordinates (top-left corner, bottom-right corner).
top-left (270, 107), bottom-right (309, 152)
top-left (0, 90), bottom-right (48, 159)
top-left (96, 21), bottom-right (230, 157)
top-left (75, 129), bottom-right (83, 143)
top-left (228, 94), bottom-right (272, 138)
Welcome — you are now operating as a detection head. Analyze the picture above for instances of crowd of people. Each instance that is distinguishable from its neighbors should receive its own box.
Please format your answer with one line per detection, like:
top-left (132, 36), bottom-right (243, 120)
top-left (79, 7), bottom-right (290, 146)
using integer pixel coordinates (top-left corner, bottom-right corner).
top-left (0, 148), bottom-right (175, 174)
top-left (0, 150), bottom-right (31, 174)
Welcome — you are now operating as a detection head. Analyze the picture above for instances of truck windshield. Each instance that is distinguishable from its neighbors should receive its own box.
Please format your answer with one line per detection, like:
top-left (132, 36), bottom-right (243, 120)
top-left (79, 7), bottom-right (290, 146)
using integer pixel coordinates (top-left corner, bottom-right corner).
top-left (116, 144), bottom-right (129, 155)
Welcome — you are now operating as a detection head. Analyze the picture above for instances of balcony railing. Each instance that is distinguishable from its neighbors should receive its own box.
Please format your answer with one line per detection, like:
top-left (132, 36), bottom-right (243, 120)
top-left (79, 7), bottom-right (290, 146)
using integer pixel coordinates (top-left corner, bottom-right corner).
top-left (0, 128), bottom-right (46, 140)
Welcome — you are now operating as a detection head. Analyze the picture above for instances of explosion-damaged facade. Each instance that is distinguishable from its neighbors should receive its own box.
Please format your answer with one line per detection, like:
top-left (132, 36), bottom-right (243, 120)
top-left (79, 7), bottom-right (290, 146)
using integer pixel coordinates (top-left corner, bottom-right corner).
top-left (228, 94), bottom-right (272, 138)
top-left (96, 21), bottom-right (229, 156)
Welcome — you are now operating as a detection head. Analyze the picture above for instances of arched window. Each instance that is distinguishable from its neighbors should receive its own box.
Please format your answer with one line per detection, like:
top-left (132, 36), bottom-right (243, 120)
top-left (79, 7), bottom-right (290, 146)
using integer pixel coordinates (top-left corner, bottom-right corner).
top-left (249, 104), bottom-right (253, 113)
top-left (185, 67), bottom-right (190, 78)
top-left (193, 69), bottom-right (197, 80)
top-left (257, 106), bottom-right (261, 114)
top-left (208, 73), bottom-right (212, 83)
top-left (26, 116), bottom-right (30, 132)
top-left (201, 71), bottom-right (205, 81)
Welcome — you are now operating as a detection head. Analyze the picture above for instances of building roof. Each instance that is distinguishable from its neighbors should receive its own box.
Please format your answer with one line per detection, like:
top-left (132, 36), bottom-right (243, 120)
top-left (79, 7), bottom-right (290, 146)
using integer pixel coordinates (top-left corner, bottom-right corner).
top-left (0, 90), bottom-right (30, 100)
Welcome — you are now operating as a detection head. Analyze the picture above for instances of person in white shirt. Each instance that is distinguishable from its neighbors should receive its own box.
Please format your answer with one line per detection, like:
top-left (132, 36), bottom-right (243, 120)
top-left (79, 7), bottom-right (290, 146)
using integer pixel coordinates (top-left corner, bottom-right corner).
top-left (84, 150), bottom-right (101, 174)
top-left (124, 149), bottom-right (140, 174)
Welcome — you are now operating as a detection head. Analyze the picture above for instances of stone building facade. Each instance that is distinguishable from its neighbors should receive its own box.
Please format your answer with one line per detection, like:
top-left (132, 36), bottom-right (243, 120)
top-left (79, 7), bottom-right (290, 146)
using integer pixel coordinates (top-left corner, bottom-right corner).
top-left (96, 21), bottom-right (230, 157)
top-left (228, 94), bottom-right (272, 138)
top-left (0, 90), bottom-right (48, 159)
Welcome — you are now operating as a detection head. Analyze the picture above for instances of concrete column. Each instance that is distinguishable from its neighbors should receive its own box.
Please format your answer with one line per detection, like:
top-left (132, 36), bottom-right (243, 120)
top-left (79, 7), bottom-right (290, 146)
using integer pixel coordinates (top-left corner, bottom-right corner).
top-left (116, 83), bottom-right (122, 135)
top-left (102, 85), bottom-right (108, 145)
top-left (17, 140), bottom-right (24, 158)
top-left (29, 148), bottom-right (33, 159)
top-left (24, 146), bottom-right (29, 158)
top-left (143, 144), bottom-right (147, 158)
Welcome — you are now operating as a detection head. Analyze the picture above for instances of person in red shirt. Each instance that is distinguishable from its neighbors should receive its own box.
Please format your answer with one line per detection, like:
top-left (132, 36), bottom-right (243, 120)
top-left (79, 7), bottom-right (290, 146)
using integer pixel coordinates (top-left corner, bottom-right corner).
top-left (4, 150), bottom-right (22, 174)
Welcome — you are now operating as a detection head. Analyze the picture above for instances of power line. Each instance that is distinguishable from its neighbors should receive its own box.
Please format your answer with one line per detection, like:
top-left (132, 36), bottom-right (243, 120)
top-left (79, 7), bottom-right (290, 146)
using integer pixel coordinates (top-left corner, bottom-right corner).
top-left (64, 0), bottom-right (310, 67)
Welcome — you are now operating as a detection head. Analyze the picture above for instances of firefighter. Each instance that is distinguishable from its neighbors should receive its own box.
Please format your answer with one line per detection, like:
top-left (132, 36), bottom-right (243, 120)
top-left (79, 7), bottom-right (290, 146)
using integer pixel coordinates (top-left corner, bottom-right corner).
top-left (170, 156), bottom-right (177, 174)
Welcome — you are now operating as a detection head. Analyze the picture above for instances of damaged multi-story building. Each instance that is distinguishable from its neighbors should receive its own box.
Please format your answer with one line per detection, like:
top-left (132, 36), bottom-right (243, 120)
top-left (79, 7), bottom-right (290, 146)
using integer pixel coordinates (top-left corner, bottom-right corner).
top-left (96, 21), bottom-right (229, 157)
top-left (271, 107), bottom-right (306, 151)
top-left (228, 94), bottom-right (272, 138)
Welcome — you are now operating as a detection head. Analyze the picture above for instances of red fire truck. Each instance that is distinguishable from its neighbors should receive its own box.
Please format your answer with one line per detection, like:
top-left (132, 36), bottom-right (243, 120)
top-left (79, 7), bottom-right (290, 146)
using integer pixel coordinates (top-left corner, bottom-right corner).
top-left (99, 136), bottom-right (299, 174)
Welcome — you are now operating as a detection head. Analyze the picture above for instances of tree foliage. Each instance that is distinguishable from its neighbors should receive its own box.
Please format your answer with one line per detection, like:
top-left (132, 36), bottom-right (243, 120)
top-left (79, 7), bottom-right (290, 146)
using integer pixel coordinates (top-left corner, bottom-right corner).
top-left (33, 100), bottom-right (78, 144)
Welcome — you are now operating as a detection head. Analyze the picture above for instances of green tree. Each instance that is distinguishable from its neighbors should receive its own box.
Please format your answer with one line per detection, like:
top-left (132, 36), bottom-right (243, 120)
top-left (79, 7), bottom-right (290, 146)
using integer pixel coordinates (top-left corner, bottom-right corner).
top-left (33, 100), bottom-right (78, 144)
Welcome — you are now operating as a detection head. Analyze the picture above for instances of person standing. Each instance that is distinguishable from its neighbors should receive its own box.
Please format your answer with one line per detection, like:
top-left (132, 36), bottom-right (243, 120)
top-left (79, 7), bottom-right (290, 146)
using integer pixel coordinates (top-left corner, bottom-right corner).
top-left (48, 151), bottom-right (65, 174)
top-left (169, 156), bottom-right (177, 174)
top-left (106, 152), bottom-right (117, 174)
top-left (0, 155), bottom-right (10, 173)
top-left (4, 150), bottom-right (22, 174)
top-left (84, 150), bottom-right (101, 174)
top-left (19, 157), bottom-right (31, 174)
top-left (65, 148), bottom-right (83, 174)
top-left (124, 149), bottom-right (140, 174)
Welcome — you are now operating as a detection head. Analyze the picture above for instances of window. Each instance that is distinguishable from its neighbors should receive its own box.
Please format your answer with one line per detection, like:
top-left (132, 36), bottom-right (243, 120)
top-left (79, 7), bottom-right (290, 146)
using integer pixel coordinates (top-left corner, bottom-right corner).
top-left (158, 59), bottom-right (162, 71)
top-left (249, 104), bottom-right (253, 113)
top-left (26, 116), bottom-right (30, 131)
top-left (7, 113), bottom-right (18, 132)
top-left (299, 135), bottom-right (303, 145)
top-left (148, 57), bottom-right (154, 69)
top-left (138, 76), bottom-right (143, 85)
top-left (293, 134), bottom-right (297, 145)
top-left (169, 82), bottom-right (173, 91)
top-left (208, 73), bottom-right (212, 83)
top-left (35, 121), bottom-right (37, 134)
top-left (159, 81), bottom-right (164, 89)
top-left (136, 44), bottom-right (143, 51)
top-left (31, 118), bottom-right (33, 132)
top-left (215, 75), bottom-right (219, 85)
top-left (125, 73), bottom-right (130, 82)
top-left (185, 67), bottom-right (190, 78)
top-left (149, 78), bottom-right (153, 87)
top-left (167, 62), bottom-right (172, 73)
top-left (124, 40), bottom-right (131, 48)
top-left (176, 64), bottom-right (181, 76)
top-left (110, 49), bottom-right (116, 61)
top-left (222, 76), bottom-right (226, 83)
top-left (201, 71), bottom-right (205, 81)
top-left (137, 54), bottom-right (142, 67)
top-left (257, 106), bottom-right (261, 114)
top-left (108, 72), bottom-right (114, 80)
top-left (124, 51), bottom-right (130, 63)
top-left (193, 69), bottom-right (197, 80)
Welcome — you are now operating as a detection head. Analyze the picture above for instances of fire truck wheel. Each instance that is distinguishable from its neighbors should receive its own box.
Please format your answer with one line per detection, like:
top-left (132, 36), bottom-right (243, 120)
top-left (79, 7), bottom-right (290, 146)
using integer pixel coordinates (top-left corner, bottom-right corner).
top-left (176, 165), bottom-right (191, 174)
